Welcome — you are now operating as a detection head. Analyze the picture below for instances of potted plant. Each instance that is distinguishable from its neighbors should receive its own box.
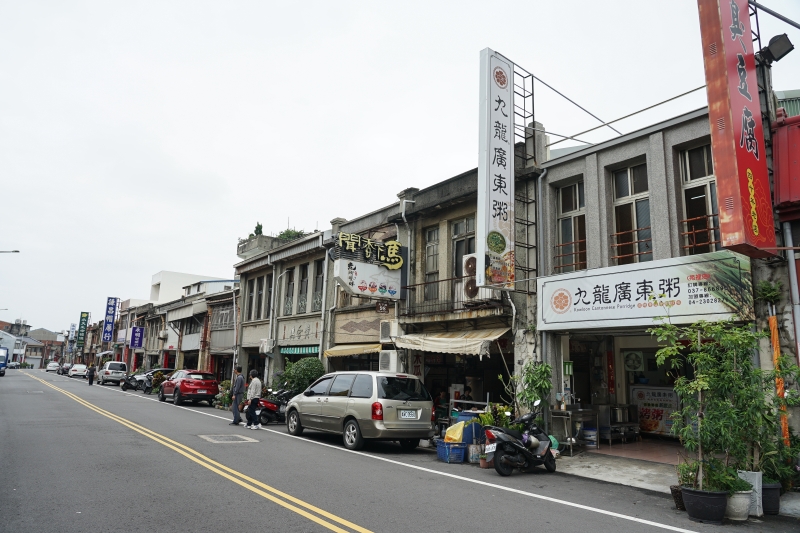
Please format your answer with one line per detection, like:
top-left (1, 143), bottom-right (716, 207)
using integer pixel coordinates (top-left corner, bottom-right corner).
top-left (724, 473), bottom-right (753, 521)
top-left (651, 319), bottom-right (765, 524)
top-left (479, 453), bottom-right (493, 469)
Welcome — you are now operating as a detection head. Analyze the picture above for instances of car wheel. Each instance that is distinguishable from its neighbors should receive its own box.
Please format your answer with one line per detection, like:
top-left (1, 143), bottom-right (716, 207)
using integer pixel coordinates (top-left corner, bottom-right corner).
top-left (544, 450), bottom-right (557, 473)
top-left (173, 390), bottom-right (182, 406)
top-left (287, 410), bottom-right (303, 436)
top-left (399, 439), bottom-right (419, 452)
top-left (493, 448), bottom-right (514, 477)
top-left (343, 420), bottom-right (364, 451)
top-left (158, 388), bottom-right (166, 402)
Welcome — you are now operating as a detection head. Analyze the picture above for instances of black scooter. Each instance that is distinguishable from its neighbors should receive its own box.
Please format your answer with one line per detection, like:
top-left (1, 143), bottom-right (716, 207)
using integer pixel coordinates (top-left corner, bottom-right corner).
top-left (142, 374), bottom-right (154, 395)
top-left (121, 374), bottom-right (142, 392)
top-left (484, 400), bottom-right (556, 476)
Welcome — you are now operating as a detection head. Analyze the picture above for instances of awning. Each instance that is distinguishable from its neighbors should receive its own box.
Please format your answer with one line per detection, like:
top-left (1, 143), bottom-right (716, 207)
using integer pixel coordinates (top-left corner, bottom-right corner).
top-left (324, 343), bottom-right (382, 358)
top-left (393, 327), bottom-right (510, 358)
top-left (96, 350), bottom-right (113, 357)
top-left (279, 346), bottom-right (319, 355)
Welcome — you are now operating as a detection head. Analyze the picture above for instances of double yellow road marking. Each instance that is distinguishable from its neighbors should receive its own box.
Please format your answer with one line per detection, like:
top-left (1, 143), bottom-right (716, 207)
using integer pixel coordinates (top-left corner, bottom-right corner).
top-left (26, 373), bottom-right (372, 533)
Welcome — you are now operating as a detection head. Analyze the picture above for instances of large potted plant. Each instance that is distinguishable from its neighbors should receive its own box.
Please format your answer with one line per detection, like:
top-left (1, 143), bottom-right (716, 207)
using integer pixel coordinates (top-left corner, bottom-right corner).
top-left (651, 319), bottom-right (765, 524)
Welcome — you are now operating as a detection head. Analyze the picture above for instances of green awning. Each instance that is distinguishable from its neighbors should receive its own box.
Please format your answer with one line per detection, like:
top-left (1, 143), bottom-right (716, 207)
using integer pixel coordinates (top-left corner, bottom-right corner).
top-left (279, 346), bottom-right (319, 355)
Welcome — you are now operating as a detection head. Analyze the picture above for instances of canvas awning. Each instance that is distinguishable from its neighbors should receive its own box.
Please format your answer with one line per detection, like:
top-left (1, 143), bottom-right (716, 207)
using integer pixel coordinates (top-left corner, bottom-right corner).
top-left (393, 327), bottom-right (510, 357)
top-left (95, 350), bottom-right (114, 357)
top-left (279, 345), bottom-right (319, 355)
top-left (323, 343), bottom-right (382, 358)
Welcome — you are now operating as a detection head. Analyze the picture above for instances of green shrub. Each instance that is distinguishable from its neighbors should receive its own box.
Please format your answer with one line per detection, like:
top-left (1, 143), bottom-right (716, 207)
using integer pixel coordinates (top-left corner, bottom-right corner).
top-left (282, 357), bottom-right (324, 393)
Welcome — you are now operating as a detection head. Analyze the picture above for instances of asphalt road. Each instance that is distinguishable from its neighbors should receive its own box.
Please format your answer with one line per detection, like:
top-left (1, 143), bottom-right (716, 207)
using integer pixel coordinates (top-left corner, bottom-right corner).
top-left (1, 369), bottom-right (797, 533)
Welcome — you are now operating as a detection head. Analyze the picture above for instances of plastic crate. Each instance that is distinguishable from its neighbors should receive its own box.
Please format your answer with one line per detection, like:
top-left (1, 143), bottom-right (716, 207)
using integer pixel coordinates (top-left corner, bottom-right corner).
top-left (437, 441), bottom-right (467, 463)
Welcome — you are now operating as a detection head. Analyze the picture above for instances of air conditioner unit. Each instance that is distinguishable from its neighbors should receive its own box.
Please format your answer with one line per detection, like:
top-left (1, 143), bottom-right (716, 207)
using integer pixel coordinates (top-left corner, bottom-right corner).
top-left (459, 254), bottom-right (500, 303)
top-left (379, 350), bottom-right (403, 372)
top-left (379, 320), bottom-right (401, 344)
top-left (158, 330), bottom-right (168, 340)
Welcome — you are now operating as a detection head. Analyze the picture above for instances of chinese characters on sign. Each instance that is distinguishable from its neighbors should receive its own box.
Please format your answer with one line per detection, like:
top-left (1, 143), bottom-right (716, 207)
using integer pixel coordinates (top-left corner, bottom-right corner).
top-left (102, 297), bottom-right (118, 342)
top-left (477, 48), bottom-right (515, 289)
top-left (333, 232), bottom-right (406, 301)
top-left (130, 327), bottom-right (144, 349)
top-left (76, 312), bottom-right (89, 347)
top-left (336, 233), bottom-right (403, 270)
top-left (698, 0), bottom-right (775, 257)
top-left (538, 251), bottom-right (753, 330)
top-left (67, 323), bottom-right (76, 353)
top-left (631, 386), bottom-right (679, 435)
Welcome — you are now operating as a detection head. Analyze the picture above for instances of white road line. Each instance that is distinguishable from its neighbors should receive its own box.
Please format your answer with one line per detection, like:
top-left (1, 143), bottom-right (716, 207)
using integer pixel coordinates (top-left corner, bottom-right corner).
top-left (94, 386), bottom-right (698, 533)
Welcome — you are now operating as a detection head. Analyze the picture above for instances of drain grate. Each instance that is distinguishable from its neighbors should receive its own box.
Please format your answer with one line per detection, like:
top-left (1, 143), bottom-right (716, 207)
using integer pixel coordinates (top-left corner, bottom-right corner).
top-left (198, 434), bottom-right (258, 444)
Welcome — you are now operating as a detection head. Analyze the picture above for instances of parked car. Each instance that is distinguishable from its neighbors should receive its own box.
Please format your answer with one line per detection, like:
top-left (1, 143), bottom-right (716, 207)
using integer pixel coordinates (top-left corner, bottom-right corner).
top-left (0, 348), bottom-right (7, 376)
top-left (158, 369), bottom-right (219, 406)
top-left (285, 371), bottom-right (434, 451)
top-left (98, 361), bottom-right (127, 385)
top-left (7, 361), bottom-right (20, 369)
top-left (46, 362), bottom-right (60, 372)
top-left (68, 364), bottom-right (88, 378)
top-left (57, 363), bottom-right (72, 375)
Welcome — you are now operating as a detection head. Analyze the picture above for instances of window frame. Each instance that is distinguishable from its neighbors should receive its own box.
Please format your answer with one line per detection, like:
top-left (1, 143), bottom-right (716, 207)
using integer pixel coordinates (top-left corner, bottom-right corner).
top-left (255, 276), bottom-right (264, 320)
top-left (246, 278), bottom-right (255, 321)
top-left (283, 268), bottom-right (295, 316)
top-left (611, 163), bottom-right (652, 265)
top-left (680, 144), bottom-right (719, 254)
top-left (555, 181), bottom-right (586, 273)
top-left (451, 216), bottom-right (476, 278)
top-left (424, 226), bottom-right (440, 301)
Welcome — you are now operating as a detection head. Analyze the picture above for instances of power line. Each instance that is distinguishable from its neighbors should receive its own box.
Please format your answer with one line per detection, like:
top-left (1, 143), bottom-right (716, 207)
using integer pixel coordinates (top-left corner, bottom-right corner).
top-left (547, 85), bottom-right (707, 148)
top-left (532, 75), bottom-right (623, 136)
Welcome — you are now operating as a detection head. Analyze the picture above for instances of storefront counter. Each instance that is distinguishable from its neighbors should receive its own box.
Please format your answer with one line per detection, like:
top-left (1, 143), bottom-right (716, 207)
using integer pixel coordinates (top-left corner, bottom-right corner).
top-left (550, 408), bottom-right (600, 456)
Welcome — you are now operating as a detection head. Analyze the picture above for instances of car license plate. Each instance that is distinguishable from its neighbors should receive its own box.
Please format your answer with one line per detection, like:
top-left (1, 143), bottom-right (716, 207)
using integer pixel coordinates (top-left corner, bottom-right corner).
top-left (198, 390), bottom-right (207, 394)
top-left (485, 443), bottom-right (497, 452)
top-left (399, 409), bottom-right (416, 419)
top-left (279, 405), bottom-right (286, 413)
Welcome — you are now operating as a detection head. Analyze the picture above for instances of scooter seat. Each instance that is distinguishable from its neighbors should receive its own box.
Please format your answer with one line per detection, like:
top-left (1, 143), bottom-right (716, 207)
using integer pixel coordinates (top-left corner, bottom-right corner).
top-left (504, 428), bottom-right (523, 440)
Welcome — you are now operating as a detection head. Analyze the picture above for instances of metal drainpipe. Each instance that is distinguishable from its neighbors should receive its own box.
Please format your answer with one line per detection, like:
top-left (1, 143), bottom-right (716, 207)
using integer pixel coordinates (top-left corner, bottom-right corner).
top-left (326, 282), bottom-right (338, 369)
top-left (537, 168), bottom-right (549, 434)
top-left (231, 287), bottom-right (239, 384)
top-left (401, 200), bottom-right (415, 288)
top-left (782, 222), bottom-right (800, 361)
top-left (317, 248), bottom-right (330, 364)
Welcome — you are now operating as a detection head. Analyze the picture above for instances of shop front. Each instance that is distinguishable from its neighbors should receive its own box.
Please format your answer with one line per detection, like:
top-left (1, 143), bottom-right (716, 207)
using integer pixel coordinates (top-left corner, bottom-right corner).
top-left (538, 251), bottom-right (754, 463)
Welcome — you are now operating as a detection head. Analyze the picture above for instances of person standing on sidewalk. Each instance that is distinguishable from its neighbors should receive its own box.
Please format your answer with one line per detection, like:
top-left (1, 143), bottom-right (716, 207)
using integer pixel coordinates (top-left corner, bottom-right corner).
top-left (245, 369), bottom-right (262, 430)
top-left (87, 364), bottom-right (96, 386)
top-left (229, 366), bottom-right (244, 426)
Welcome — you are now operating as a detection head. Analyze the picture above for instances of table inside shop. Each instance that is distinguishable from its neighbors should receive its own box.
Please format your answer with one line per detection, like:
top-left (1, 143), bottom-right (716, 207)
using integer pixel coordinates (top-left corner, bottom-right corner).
top-left (550, 408), bottom-right (600, 457)
top-left (435, 399), bottom-right (490, 438)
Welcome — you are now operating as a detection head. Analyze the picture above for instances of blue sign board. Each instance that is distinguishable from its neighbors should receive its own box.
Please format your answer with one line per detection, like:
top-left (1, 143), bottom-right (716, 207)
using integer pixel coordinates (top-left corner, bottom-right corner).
top-left (102, 297), bottom-right (118, 342)
top-left (130, 326), bottom-right (144, 349)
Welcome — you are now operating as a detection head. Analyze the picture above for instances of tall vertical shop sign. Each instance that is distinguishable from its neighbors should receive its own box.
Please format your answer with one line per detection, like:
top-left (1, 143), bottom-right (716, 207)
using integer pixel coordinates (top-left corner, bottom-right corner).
top-left (477, 48), bottom-right (516, 289)
top-left (130, 326), bottom-right (144, 349)
top-left (76, 312), bottom-right (89, 347)
top-left (67, 323), bottom-right (76, 353)
top-left (102, 297), bottom-right (118, 342)
top-left (698, 0), bottom-right (776, 258)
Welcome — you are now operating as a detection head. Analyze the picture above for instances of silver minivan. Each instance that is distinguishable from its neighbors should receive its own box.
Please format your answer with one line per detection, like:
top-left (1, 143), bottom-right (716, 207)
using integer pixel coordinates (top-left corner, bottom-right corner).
top-left (285, 371), bottom-right (434, 451)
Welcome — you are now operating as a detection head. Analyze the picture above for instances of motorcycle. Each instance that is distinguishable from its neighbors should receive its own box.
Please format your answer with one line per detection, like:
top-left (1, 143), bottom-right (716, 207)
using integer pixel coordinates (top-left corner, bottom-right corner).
top-left (484, 400), bottom-right (556, 476)
top-left (121, 374), bottom-right (142, 392)
top-left (246, 385), bottom-right (295, 426)
top-left (142, 374), bottom-right (154, 395)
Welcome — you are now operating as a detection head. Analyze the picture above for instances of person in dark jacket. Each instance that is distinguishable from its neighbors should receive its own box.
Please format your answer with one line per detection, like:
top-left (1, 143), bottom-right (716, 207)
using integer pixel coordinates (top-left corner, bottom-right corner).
top-left (229, 366), bottom-right (245, 425)
top-left (87, 364), bottom-right (96, 386)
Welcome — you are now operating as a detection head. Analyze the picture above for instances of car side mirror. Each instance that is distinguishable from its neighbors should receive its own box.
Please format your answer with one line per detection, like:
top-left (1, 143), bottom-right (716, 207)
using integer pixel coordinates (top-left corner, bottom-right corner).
top-left (304, 390), bottom-right (315, 397)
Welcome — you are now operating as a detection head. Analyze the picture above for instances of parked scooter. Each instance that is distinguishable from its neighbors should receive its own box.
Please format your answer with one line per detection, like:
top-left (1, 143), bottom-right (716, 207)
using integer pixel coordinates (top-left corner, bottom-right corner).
top-left (142, 374), bottom-right (154, 395)
top-left (484, 400), bottom-right (556, 476)
top-left (121, 374), bottom-right (142, 392)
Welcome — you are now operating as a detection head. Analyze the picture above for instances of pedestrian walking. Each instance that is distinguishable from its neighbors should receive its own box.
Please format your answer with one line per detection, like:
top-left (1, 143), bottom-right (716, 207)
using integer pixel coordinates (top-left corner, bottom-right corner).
top-left (229, 366), bottom-right (244, 426)
top-left (245, 369), bottom-right (262, 430)
top-left (87, 364), bottom-right (96, 386)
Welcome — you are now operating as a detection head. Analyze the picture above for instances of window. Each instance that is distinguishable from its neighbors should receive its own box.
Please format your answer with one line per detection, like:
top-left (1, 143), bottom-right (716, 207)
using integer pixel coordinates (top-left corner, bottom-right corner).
top-left (680, 144), bottom-right (719, 254)
top-left (452, 216), bottom-right (476, 277)
top-left (328, 374), bottom-right (355, 397)
top-left (312, 259), bottom-right (324, 312)
top-left (246, 279), bottom-right (255, 321)
top-left (377, 376), bottom-right (431, 401)
top-left (297, 263), bottom-right (309, 314)
top-left (612, 163), bottom-right (652, 264)
top-left (265, 274), bottom-right (273, 318)
top-left (211, 304), bottom-right (234, 329)
top-left (255, 276), bottom-right (264, 320)
top-left (307, 376), bottom-right (332, 395)
top-left (283, 269), bottom-right (295, 316)
top-left (184, 318), bottom-right (201, 335)
top-left (350, 374), bottom-right (374, 398)
top-left (556, 182), bottom-right (586, 272)
top-left (424, 227), bottom-right (439, 301)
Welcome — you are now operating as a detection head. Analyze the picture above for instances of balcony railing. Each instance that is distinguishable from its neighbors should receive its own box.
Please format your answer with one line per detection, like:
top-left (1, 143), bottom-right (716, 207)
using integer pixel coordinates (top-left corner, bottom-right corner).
top-left (553, 239), bottom-right (587, 273)
top-left (610, 227), bottom-right (652, 265)
top-left (681, 214), bottom-right (720, 255)
top-left (401, 276), bottom-right (504, 317)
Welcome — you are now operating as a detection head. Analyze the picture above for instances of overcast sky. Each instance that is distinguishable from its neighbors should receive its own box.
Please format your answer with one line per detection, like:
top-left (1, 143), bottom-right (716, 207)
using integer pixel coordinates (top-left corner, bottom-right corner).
top-left (1, 0), bottom-right (799, 332)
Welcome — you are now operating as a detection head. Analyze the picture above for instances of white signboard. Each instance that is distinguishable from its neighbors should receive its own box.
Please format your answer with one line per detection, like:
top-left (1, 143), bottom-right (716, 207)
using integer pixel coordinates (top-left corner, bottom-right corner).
top-left (631, 386), bottom-right (679, 436)
top-left (537, 251), bottom-right (753, 331)
top-left (333, 259), bottom-right (402, 301)
top-left (476, 48), bottom-right (515, 289)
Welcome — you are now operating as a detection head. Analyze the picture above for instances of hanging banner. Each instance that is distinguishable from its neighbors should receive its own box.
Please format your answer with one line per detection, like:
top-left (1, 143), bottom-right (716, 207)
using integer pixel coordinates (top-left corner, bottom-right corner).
top-left (102, 297), bottom-right (118, 342)
top-left (537, 251), bottom-right (753, 331)
top-left (697, 0), bottom-right (776, 257)
top-left (332, 232), bottom-right (406, 300)
top-left (477, 48), bottom-right (515, 289)
top-left (76, 312), bottom-right (89, 347)
top-left (130, 326), bottom-right (144, 349)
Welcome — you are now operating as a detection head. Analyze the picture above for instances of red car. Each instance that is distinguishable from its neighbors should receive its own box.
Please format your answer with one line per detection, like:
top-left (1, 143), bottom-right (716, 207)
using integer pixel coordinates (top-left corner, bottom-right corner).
top-left (158, 369), bottom-right (219, 406)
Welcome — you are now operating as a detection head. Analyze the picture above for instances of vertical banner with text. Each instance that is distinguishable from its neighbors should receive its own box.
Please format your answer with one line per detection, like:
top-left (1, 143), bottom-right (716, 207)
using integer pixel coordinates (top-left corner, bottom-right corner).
top-left (697, 0), bottom-right (776, 257)
top-left (76, 312), bottom-right (89, 347)
top-left (130, 326), bottom-right (144, 349)
top-left (102, 297), bottom-right (118, 342)
top-left (477, 48), bottom-right (515, 289)
top-left (67, 323), bottom-right (76, 353)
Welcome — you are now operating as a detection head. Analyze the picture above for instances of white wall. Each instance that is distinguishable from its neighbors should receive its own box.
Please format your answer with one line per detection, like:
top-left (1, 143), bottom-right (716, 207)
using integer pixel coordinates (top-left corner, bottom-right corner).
top-left (150, 271), bottom-right (227, 303)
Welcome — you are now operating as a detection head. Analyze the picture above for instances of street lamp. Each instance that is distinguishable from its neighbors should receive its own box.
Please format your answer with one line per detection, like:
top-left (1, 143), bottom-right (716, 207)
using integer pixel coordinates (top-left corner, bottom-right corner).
top-left (759, 34), bottom-right (794, 64)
